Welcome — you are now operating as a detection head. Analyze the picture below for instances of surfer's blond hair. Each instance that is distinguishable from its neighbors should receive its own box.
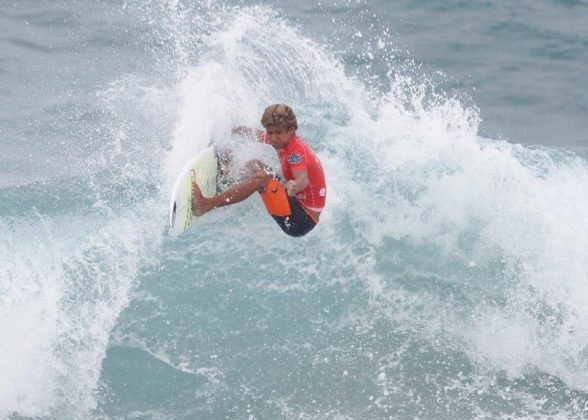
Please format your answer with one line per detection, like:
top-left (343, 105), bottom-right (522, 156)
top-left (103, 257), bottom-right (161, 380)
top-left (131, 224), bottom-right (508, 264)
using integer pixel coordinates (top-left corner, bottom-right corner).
top-left (261, 104), bottom-right (298, 130)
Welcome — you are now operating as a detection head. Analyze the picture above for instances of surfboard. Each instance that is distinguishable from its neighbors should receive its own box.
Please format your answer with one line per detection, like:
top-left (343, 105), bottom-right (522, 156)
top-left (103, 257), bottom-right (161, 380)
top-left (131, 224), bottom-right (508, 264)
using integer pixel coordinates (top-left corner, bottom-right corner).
top-left (168, 146), bottom-right (218, 237)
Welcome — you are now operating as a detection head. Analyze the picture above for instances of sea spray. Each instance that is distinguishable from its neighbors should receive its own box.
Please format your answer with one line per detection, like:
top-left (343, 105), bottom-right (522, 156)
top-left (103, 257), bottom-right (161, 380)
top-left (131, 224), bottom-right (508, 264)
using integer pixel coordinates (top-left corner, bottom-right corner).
top-left (2, 1), bottom-right (588, 418)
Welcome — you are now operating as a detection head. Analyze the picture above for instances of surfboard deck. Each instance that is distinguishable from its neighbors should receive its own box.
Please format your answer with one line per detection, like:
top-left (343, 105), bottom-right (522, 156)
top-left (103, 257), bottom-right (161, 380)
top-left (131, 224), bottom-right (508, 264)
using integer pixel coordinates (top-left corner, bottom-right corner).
top-left (168, 146), bottom-right (218, 237)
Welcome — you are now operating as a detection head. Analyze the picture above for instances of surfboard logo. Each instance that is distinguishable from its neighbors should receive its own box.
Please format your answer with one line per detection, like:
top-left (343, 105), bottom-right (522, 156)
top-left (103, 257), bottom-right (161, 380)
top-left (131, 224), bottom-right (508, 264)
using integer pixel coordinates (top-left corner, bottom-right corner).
top-left (287, 153), bottom-right (302, 164)
top-left (170, 202), bottom-right (177, 227)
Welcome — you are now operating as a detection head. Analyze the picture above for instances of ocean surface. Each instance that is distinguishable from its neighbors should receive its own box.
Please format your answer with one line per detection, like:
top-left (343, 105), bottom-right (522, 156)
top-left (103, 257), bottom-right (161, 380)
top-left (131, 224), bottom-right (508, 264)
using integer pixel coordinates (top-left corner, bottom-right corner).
top-left (2, 0), bottom-right (588, 418)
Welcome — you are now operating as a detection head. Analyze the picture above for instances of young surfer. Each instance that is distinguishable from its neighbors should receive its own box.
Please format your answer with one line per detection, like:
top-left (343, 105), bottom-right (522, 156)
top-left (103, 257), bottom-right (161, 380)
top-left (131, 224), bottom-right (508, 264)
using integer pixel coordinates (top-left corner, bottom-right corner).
top-left (191, 104), bottom-right (326, 237)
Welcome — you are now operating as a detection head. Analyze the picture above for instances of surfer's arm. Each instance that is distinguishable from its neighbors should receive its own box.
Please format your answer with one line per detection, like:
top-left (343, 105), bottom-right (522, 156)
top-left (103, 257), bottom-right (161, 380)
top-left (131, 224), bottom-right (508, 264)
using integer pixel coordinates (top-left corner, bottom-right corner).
top-left (286, 169), bottom-right (309, 196)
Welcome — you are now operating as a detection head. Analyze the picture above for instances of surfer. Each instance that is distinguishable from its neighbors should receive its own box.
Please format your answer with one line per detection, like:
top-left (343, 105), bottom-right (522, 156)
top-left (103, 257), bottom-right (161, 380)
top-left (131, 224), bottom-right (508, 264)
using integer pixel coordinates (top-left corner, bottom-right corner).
top-left (191, 104), bottom-right (326, 237)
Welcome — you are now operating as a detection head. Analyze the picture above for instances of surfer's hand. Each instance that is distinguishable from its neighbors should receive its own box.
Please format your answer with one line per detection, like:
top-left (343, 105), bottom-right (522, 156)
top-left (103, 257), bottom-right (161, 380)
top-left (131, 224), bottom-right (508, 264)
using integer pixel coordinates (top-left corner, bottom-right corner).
top-left (286, 180), bottom-right (297, 196)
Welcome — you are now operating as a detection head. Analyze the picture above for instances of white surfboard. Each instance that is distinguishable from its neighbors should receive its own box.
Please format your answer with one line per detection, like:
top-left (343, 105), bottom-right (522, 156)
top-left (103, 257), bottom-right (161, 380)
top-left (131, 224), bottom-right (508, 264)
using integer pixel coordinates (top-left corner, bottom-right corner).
top-left (168, 146), bottom-right (218, 237)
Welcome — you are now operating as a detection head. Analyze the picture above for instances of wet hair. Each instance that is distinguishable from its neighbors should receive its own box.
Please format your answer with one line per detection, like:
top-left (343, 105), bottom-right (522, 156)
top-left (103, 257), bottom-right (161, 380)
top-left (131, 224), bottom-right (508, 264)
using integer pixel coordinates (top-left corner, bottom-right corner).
top-left (260, 104), bottom-right (298, 130)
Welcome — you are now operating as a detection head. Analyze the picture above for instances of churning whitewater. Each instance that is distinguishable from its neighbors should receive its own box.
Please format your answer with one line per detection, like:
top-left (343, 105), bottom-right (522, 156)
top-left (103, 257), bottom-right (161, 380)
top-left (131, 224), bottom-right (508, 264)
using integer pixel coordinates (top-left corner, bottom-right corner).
top-left (1, 1), bottom-right (588, 418)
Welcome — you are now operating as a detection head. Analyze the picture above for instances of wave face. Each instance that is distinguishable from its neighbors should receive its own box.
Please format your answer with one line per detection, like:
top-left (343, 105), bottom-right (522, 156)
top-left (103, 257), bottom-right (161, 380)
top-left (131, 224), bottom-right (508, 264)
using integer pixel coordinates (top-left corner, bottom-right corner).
top-left (1, 1), bottom-right (588, 418)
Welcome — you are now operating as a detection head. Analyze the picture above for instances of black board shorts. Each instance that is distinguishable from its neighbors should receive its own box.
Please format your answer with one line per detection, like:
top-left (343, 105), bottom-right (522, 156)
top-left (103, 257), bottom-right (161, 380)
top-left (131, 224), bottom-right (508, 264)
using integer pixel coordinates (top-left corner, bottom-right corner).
top-left (261, 178), bottom-right (317, 237)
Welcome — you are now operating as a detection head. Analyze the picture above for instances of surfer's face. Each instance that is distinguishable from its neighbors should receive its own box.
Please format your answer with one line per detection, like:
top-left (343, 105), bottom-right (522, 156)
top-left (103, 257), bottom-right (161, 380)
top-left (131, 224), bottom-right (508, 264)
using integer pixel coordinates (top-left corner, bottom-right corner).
top-left (265, 124), bottom-right (294, 150)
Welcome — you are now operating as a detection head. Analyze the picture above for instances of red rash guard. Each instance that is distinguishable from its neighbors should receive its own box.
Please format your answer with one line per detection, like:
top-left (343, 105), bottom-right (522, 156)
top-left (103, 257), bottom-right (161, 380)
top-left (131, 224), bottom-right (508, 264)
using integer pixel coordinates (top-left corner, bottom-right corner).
top-left (261, 133), bottom-right (326, 212)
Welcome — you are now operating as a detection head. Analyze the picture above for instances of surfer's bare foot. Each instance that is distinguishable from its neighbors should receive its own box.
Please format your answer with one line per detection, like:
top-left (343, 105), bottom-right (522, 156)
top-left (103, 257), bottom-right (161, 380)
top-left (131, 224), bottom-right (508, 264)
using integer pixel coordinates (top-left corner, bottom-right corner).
top-left (191, 181), bottom-right (214, 216)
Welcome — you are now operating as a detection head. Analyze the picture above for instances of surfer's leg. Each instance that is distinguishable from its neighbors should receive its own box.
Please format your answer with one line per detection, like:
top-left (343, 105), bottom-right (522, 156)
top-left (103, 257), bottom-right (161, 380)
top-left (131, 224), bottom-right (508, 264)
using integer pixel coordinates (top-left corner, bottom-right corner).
top-left (192, 170), bottom-right (272, 216)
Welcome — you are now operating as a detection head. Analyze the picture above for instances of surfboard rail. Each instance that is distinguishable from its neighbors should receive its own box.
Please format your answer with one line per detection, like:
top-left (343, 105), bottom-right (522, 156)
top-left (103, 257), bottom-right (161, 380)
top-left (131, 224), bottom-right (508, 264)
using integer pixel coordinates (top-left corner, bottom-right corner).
top-left (168, 146), bottom-right (218, 237)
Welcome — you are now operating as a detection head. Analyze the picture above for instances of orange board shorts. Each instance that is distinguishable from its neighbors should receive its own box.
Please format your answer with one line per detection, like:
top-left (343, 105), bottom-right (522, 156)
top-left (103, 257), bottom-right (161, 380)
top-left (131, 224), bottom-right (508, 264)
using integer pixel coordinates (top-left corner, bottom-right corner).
top-left (261, 178), bottom-right (317, 237)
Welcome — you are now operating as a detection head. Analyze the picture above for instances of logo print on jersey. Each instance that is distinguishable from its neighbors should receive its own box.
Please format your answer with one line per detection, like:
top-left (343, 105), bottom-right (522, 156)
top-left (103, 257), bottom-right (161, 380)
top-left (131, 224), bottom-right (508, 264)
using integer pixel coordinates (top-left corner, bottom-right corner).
top-left (319, 187), bottom-right (326, 197)
top-left (287, 153), bottom-right (302, 164)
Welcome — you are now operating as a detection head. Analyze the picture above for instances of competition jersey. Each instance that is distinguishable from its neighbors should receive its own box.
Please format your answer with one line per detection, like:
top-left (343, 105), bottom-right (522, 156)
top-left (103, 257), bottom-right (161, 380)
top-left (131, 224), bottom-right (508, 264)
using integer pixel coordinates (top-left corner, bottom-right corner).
top-left (261, 133), bottom-right (327, 212)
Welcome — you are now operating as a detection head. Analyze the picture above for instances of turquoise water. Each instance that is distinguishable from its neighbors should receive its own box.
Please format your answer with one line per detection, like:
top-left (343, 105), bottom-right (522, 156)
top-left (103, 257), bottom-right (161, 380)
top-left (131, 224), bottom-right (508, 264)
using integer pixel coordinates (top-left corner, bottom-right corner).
top-left (2, 1), bottom-right (588, 418)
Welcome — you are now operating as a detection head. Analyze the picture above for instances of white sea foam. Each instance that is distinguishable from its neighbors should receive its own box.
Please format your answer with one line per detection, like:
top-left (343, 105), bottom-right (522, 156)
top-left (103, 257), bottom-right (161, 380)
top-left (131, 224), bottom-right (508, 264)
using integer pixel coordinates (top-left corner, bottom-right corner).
top-left (4, 2), bottom-right (588, 417)
top-left (0, 206), bottom-right (162, 417)
top-left (159, 4), bottom-right (588, 395)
